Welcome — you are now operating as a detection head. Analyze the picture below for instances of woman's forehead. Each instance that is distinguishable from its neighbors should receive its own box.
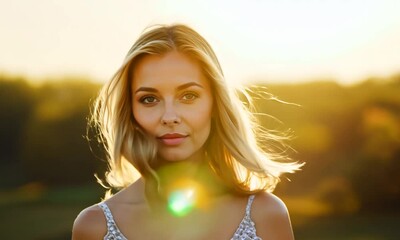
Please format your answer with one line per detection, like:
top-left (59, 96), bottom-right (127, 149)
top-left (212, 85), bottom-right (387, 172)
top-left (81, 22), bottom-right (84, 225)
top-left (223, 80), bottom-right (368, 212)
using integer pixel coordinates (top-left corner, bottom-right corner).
top-left (132, 51), bottom-right (210, 90)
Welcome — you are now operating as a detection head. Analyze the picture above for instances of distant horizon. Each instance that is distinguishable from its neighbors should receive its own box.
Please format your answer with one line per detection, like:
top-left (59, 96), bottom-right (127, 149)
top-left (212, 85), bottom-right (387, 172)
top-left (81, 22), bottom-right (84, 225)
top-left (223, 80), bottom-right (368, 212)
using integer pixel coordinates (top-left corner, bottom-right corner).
top-left (2, 69), bottom-right (399, 87)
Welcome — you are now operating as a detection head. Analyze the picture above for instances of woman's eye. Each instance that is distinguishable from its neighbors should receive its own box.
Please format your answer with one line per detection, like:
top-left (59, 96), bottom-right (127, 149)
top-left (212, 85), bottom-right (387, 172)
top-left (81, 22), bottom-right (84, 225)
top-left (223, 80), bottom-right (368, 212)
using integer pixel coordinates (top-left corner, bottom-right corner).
top-left (181, 93), bottom-right (198, 101)
top-left (140, 96), bottom-right (158, 104)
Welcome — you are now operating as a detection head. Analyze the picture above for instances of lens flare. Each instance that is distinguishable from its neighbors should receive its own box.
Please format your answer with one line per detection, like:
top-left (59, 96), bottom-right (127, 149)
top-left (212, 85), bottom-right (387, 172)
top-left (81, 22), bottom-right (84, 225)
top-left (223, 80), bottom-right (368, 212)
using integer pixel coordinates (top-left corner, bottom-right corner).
top-left (167, 188), bottom-right (195, 217)
top-left (165, 177), bottom-right (209, 217)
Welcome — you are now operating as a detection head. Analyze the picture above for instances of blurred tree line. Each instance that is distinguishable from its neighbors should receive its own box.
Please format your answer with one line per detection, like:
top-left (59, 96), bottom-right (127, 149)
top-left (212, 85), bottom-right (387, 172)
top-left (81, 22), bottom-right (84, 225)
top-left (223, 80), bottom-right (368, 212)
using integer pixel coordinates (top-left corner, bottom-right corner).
top-left (0, 74), bottom-right (399, 216)
top-left (0, 76), bottom-right (105, 187)
top-left (255, 76), bottom-right (400, 215)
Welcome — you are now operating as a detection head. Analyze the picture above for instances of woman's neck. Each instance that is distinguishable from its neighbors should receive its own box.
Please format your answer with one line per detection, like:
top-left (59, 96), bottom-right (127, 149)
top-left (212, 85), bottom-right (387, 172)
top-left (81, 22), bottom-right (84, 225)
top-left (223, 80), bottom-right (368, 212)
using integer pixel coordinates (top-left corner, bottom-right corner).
top-left (147, 159), bottom-right (230, 216)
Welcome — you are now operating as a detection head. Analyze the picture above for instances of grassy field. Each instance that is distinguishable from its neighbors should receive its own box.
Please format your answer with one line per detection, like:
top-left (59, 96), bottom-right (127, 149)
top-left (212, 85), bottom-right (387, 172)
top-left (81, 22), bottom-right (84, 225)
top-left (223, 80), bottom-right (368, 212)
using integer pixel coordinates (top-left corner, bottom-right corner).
top-left (294, 214), bottom-right (400, 240)
top-left (0, 184), bottom-right (103, 240)
top-left (1, 185), bottom-right (399, 240)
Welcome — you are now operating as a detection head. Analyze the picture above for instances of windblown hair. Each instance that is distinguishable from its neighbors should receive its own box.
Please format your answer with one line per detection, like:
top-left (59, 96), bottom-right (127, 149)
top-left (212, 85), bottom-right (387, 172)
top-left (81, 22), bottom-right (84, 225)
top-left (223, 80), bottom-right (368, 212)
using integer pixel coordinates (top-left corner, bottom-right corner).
top-left (91, 24), bottom-right (302, 196)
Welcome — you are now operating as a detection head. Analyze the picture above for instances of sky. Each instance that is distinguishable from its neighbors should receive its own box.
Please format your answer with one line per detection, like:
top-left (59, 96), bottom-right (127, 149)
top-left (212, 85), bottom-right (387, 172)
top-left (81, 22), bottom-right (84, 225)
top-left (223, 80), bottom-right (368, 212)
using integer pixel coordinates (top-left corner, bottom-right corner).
top-left (1, 0), bottom-right (400, 85)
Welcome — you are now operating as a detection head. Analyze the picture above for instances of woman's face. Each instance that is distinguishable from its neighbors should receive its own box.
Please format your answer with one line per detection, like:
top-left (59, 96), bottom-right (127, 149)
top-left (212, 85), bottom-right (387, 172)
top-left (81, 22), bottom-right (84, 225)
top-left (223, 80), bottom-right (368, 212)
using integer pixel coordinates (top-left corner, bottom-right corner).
top-left (132, 51), bottom-right (213, 163)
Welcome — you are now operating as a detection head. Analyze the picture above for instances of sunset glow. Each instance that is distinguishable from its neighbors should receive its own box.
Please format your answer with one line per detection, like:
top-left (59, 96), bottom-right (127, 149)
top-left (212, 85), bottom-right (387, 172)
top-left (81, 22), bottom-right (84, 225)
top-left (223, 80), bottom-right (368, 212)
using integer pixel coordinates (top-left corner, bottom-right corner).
top-left (1, 0), bottom-right (399, 85)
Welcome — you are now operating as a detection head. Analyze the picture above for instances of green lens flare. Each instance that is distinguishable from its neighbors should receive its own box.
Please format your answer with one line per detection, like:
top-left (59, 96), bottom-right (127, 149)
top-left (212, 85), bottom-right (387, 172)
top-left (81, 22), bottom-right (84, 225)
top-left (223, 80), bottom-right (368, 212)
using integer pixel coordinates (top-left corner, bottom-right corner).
top-left (167, 189), bottom-right (195, 217)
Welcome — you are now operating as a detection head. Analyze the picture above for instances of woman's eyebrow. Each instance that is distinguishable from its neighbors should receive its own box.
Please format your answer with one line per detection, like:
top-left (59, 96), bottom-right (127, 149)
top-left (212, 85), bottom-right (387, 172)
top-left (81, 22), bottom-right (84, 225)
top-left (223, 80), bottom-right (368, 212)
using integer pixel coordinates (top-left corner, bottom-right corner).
top-left (135, 82), bottom-right (203, 94)
top-left (134, 87), bottom-right (158, 94)
top-left (176, 82), bottom-right (203, 91)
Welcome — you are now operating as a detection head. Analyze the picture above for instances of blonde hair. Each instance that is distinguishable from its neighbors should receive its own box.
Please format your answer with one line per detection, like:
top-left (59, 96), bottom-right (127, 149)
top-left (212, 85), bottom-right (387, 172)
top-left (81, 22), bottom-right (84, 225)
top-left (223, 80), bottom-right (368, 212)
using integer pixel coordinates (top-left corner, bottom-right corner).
top-left (92, 24), bottom-right (302, 196)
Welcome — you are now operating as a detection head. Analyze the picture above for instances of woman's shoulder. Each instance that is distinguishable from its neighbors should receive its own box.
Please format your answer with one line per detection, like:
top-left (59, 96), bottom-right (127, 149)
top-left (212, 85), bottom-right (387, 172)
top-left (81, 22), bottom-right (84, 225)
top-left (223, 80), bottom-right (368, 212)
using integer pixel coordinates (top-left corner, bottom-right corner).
top-left (106, 178), bottom-right (146, 206)
top-left (252, 191), bottom-right (289, 217)
top-left (72, 179), bottom-right (146, 239)
top-left (251, 192), bottom-right (294, 240)
top-left (72, 204), bottom-right (107, 240)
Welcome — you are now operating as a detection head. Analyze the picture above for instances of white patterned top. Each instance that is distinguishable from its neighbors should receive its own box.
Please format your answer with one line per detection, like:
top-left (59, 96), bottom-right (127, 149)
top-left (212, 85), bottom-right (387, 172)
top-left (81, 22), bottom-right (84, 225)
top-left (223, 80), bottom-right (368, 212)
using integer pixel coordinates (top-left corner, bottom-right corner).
top-left (98, 195), bottom-right (261, 240)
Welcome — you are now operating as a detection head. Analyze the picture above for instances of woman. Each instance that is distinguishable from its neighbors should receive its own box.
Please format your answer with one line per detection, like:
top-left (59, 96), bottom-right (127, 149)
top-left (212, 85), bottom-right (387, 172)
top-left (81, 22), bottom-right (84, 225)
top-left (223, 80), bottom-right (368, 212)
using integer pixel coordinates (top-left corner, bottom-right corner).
top-left (72, 24), bottom-right (302, 240)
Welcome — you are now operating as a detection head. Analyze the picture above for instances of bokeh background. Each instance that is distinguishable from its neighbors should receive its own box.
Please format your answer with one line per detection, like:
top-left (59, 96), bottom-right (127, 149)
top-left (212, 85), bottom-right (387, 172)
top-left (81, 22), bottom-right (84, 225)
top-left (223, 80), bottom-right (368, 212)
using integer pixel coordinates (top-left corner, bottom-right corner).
top-left (1, 0), bottom-right (400, 239)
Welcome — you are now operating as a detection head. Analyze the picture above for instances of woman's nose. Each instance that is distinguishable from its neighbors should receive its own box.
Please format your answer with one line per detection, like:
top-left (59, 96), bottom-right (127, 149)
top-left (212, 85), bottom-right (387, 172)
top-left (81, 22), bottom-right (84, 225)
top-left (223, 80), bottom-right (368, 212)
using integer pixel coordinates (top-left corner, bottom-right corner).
top-left (161, 103), bottom-right (181, 126)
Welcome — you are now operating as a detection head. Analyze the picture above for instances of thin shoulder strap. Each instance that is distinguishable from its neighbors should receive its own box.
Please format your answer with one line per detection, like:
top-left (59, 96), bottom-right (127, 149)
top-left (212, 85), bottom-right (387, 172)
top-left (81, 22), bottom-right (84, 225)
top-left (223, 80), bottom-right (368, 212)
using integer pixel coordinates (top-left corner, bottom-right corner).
top-left (231, 195), bottom-right (261, 240)
top-left (245, 194), bottom-right (256, 218)
top-left (98, 202), bottom-right (116, 228)
top-left (98, 202), bottom-right (127, 240)
top-left (98, 197), bottom-right (257, 240)
top-left (98, 202), bottom-right (128, 240)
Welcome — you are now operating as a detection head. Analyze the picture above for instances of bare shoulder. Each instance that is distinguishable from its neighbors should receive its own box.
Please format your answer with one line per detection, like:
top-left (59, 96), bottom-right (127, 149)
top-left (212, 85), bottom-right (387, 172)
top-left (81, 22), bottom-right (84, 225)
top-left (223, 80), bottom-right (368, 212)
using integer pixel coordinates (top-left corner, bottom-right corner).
top-left (253, 191), bottom-right (289, 217)
top-left (72, 180), bottom-right (145, 239)
top-left (252, 192), bottom-right (294, 240)
top-left (107, 178), bottom-right (146, 205)
top-left (71, 204), bottom-right (107, 240)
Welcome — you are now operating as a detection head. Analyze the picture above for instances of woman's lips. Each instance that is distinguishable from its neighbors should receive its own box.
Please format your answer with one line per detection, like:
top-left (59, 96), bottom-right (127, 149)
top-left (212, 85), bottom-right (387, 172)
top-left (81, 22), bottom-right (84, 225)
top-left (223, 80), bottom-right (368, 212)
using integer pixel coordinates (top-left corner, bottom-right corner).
top-left (158, 133), bottom-right (187, 146)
